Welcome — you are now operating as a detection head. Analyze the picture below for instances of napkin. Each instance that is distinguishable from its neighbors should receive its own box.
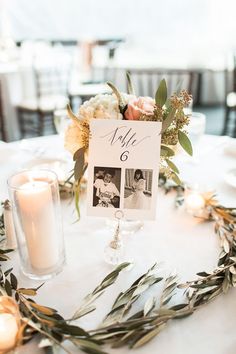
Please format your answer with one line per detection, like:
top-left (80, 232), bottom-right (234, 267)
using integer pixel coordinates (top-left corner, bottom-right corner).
top-left (0, 142), bottom-right (16, 163)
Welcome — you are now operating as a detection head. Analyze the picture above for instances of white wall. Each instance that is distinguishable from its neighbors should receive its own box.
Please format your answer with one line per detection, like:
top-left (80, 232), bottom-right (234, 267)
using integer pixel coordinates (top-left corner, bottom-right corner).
top-left (3, 0), bottom-right (236, 54)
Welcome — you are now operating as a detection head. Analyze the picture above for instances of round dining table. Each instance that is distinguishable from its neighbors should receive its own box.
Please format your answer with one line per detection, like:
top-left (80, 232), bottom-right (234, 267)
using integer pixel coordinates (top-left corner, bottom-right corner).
top-left (0, 133), bottom-right (236, 354)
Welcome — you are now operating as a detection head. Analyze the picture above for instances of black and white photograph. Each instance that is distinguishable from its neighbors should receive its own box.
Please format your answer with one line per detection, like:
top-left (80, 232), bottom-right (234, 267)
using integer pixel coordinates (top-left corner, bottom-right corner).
top-left (87, 120), bottom-right (161, 219)
top-left (124, 169), bottom-right (153, 210)
top-left (93, 167), bottom-right (121, 208)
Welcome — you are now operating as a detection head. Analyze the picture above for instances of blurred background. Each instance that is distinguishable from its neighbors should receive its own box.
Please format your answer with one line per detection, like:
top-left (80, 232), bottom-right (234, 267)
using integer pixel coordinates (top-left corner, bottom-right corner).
top-left (0, 0), bottom-right (236, 141)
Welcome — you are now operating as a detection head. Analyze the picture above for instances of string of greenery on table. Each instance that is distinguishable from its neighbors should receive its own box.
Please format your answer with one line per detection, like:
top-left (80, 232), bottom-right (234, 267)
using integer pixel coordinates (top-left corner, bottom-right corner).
top-left (0, 181), bottom-right (236, 354)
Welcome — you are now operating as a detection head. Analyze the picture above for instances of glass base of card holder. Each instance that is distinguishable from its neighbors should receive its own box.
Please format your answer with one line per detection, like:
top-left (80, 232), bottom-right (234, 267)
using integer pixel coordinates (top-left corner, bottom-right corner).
top-left (106, 218), bottom-right (143, 235)
top-left (104, 210), bottom-right (127, 265)
top-left (104, 221), bottom-right (124, 265)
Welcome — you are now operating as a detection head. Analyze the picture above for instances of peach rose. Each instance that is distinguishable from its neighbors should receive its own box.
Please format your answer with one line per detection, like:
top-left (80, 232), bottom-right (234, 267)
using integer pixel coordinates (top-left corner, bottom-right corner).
top-left (124, 97), bottom-right (155, 120)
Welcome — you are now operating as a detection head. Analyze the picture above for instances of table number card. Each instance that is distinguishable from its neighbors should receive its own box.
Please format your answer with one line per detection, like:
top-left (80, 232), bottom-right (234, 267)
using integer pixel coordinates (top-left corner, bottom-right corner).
top-left (87, 119), bottom-right (162, 220)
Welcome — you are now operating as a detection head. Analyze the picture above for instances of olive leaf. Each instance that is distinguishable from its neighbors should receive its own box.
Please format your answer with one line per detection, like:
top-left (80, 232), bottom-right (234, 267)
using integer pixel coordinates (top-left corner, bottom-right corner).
top-left (72, 338), bottom-right (108, 354)
top-left (72, 263), bottom-right (130, 320)
top-left (132, 324), bottom-right (166, 348)
top-left (30, 303), bottom-right (57, 316)
top-left (10, 273), bottom-right (18, 290)
top-left (17, 288), bottom-right (37, 296)
top-left (103, 264), bottom-right (162, 325)
top-left (178, 130), bottom-right (193, 156)
top-left (160, 108), bottom-right (176, 134)
top-left (160, 145), bottom-right (175, 157)
top-left (155, 79), bottom-right (167, 107)
top-left (170, 172), bottom-right (182, 186)
top-left (143, 297), bottom-right (156, 316)
top-left (4, 279), bottom-right (12, 296)
top-left (56, 323), bottom-right (89, 337)
top-left (166, 159), bottom-right (179, 174)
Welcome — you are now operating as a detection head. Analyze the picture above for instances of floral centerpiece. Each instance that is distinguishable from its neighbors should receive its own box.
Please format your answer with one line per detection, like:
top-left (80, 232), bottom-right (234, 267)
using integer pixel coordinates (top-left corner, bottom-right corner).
top-left (64, 74), bottom-right (192, 209)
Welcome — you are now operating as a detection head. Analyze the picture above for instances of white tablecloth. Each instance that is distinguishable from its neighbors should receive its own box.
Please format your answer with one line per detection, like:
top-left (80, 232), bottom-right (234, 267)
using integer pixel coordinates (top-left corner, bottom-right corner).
top-left (1, 134), bottom-right (236, 354)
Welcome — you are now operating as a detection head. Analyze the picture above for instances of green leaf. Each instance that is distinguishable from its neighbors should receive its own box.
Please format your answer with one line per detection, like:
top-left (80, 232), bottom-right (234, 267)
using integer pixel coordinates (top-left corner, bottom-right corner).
top-left (170, 303), bottom-right (189, 311)
top-left (165, 98), bottom-right (171, 109)
top-left (4, 279), bottom-right (12, 296)
top-left (160, 145), bottom-right (175, 157)
top-left (178, 130), bottom-right (193, 156)
top-left (10, 273), bottom-right (18, 290)
top-left (67, 104), bottom-right (80, 123)
top-left (171, 172), bottom-right (182, 186)
top-left (73, 147), bottom-right (85, 162)
top-left (196, 272), bottom-right (210, 277)
top-left (132, 324), bottom-right (166, 348)
top-left (73, 149), bottom-right (85, 208)
top-left (57, 324), bottom-right (89, 337)
top-left (30, 303), bottom-right (56, 316)
top-left (126, 71), bottom-right (135, 95)
top-left (114, 262), bottom-right (131, 272)
top-left (17, 288), bottom-right (37, 296)
top-left (107, 82), bottom-right (125, 109)
top-left (160, 108), bottom-right (176, 134)
top-left (4, 268), bottom-right (13, 277)
top-left (75, 184), bottom-right (81, 220)
top-left (144, 297), bottom-right (156, 316)
top-left (73, 338), bottom-right (108, 354)
top-left (97, 262), bottom-right (130, 290)
top-left (74, 157), bottom-right (85, 182)
top-left (73, 305), bottom-right (96, 320)
top-left (0, 254), bottom-right (10, 261)
top-left (166, 159), bottom-right (179, 174)
top-left (155, 79), bottom-right (167, 107)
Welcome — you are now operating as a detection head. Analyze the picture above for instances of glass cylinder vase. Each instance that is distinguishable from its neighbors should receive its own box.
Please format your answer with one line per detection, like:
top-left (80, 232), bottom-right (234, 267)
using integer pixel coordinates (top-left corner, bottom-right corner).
top-left (8, 169), bottom-right (65, 280)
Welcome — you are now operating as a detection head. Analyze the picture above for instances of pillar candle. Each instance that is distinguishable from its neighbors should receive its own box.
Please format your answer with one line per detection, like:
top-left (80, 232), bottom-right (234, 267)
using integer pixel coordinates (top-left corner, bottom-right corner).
top-left (16, 181), bottom-right (59, 271)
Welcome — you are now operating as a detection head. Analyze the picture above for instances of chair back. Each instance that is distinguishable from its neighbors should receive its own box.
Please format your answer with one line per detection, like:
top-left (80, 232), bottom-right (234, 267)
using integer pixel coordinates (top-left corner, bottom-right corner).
top-left (0, 81), bottom-right (7, 141)
top-left (33, 45), bottom-right (72, 99)
top-left (126, 68), bottom-right (196, 98)
top-left (224, 53), bottom-right (236, 97)
top-left (232, 54), bottom-right (236, 93)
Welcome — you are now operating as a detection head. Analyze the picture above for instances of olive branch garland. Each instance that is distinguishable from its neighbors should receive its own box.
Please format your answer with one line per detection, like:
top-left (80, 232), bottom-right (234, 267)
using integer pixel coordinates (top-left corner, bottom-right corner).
top-left (0, 181), bottom-right (236, 354)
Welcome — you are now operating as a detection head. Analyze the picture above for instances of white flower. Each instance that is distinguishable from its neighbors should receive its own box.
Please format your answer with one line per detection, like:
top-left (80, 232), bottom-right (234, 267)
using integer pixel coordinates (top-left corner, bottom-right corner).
top-left (79, 94), bottom-right (123, 121)
top-left (64, 92), bottom-right (135, 155)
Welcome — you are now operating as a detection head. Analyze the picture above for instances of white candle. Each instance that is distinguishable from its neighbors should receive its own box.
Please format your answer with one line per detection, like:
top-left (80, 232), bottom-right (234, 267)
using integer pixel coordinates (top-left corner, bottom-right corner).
top-left (0, 313), bottom-right (18, 352)
top-left (185, 192), bottom-right (205, 215)
top-left (3, 201), bottom-right (17, 249)
top-left (17, 181), bottom-right (59, 271)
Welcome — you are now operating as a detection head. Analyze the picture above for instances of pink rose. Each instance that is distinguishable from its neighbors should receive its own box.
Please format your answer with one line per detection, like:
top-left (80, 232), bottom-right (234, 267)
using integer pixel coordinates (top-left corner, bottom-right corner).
top-left (124, 97), bottom-right (155, 120)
